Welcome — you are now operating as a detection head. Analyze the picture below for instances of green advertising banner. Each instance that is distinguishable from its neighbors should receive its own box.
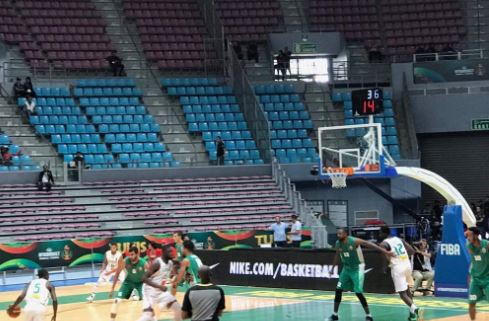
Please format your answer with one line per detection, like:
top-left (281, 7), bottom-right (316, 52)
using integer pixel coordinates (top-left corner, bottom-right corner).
top-left (414, 59), bottom-right (489, 83)
top-left (0, 230), bottom-right (312, 271)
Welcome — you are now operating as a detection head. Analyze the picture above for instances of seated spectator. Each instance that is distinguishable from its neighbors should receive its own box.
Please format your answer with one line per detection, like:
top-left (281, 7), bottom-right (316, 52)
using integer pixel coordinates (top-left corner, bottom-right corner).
top-left (106, 51), bottom-right (125, 76)
top-left (412, 239), bottom-right (434, 295)
top-left (441, 44), bottom-right (456, 60)
top-left (1, 146), bottom-right (14, 166)
top-left (247, 43), bottom-right (259, 63)
top-left (12, 77), bottom-right (25, 103)
top-left (23, 77), bottom-right (37, 97)
top-left (37, 165), bottom-right (55, 192)
top-left (368, 46), bottom-right (383, 62)
top-left (24, 95), bottom-right (36, 116)
top-left (233, 44), bottom-right (244, 60)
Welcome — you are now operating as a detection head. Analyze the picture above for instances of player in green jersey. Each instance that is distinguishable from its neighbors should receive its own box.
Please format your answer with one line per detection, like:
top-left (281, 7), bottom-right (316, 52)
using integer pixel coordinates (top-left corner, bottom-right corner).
top-left (172, 240), bottom-right (203, 292)
top-left (108, 246), bottom-right (146, 321)
top-left (466, 226), bottom-right (489, 320)
top-left (173, 232), bottom-right (184, 262)
top-left (329, 228), bottom-right (393, 321)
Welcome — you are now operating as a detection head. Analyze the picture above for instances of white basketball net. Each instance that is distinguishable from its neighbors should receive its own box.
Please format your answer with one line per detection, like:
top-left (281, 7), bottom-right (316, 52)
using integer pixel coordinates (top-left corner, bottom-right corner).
top-left (327, 169), bottom-right (348, 188)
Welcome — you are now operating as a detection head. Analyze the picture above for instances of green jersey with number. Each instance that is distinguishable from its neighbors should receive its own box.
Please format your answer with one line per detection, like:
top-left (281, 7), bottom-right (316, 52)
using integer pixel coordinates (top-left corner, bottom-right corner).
top-left (124, 257), bottom-right (146, 284)
top-left (186, 253), bottom-right (203, 284)
top-left (175, 243), bottom-right (184, 261)
top-left (468, 239), bottom-right (489, 279)
top-left (335, 236), bottom-right (364, 269)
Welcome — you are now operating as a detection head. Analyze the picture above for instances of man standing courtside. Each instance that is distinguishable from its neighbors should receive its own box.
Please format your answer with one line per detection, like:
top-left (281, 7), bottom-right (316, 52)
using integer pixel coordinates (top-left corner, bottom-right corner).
top-left (270, 216), bottom-right (288, 247)
top-left (288, 214), bottom-right (302, 247)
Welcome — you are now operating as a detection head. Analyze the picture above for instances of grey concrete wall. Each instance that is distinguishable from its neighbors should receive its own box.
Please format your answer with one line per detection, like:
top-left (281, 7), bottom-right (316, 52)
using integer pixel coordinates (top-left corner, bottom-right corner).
top-left (268, 32), bottom-right (345, 56)
top-left (0, 171), bottom-right (39, 184)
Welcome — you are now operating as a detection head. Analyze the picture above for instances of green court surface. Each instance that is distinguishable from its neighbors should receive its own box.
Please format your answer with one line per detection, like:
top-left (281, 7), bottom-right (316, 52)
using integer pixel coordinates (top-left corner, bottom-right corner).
top-left (1, 285), bottom-right (485, 321)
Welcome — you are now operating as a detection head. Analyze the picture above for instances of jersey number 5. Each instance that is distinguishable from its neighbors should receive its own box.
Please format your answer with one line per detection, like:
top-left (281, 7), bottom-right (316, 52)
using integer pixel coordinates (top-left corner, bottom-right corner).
top-left (33, 282), bottom-right (41, 294)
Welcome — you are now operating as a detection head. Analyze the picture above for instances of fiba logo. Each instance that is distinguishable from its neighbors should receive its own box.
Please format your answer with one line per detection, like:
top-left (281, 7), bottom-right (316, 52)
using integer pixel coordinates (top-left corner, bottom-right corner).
top-left (440, 244), bottom-right (461, 256)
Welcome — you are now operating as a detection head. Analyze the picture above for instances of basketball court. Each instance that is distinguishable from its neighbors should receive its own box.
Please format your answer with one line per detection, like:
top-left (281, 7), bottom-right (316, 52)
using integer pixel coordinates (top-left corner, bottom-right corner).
top-left (2, 283), bottom-right (488, 321)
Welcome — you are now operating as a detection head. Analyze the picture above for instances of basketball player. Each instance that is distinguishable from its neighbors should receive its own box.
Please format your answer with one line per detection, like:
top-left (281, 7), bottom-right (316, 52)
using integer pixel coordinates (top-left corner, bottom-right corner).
top-left (328, 228), bottom-right (393, 321)
top-left (466, 226), bottom-right (489, 320)
top-left (87, 243), bottom-right (124, 303)
top-left (172, 240), bottom-right (203, 293)
top-left (8, 269), bottom-right (58, 321)
top-left (379, 226), bottom-right (421, 321)
top-left (136, 245), bottom-right (182, 321)
top-left (108, 246), bottom-right (146, 321)
top-left (173, 232), bottom-right (184, 261)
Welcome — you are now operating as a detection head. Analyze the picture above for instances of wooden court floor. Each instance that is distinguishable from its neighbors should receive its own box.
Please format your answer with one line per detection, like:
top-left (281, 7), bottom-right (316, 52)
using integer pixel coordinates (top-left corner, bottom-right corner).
top-left (1, 283), bottom-right (489, 321)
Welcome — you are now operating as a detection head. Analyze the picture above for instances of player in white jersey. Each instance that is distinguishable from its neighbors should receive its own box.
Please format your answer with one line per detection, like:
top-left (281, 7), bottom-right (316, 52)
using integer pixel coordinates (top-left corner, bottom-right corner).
top-left (136, 245), bottom-right (182, 321)
top-left (8, 269), bottom-right (58, 321)
top-left (87, 243), bottom-right (125, 302)
top-left (379, 226), bottom-right (422, 321)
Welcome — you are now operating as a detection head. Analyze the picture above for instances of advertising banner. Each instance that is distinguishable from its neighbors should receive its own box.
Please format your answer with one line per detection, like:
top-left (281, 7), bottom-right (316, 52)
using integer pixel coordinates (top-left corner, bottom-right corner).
top-left (413, 59), bottom-right (489, 83)
top-left (196, 248), bottom-right (395, 293)
top-left (0, 230), bottom-right (311, 271)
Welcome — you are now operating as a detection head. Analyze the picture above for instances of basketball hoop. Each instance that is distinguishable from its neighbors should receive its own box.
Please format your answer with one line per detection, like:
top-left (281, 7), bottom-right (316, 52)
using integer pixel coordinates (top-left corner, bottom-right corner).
top-left (326, 167), bottom-right (353, 188)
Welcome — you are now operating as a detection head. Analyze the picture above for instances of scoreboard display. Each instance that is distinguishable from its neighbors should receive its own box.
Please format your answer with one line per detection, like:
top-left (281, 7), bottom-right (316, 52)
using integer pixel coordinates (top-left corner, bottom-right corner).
top-left (352, 88), bottom-right (383, 116)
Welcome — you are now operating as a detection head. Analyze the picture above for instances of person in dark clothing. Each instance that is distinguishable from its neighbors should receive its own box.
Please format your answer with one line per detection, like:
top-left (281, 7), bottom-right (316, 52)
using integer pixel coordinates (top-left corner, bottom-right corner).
top-left (37, 165), bottom-right (55, 192)
top-left (246, 43), bottom-right (259, 63)
top-left (23, 77), bottom-right (36, 98)
top-left (275, 50), bottom-right (287, 81)
top-left (431, 200), bottom-right (443, 240)
top-left (233, 44), bottom-right (243, 60)
top-left (215, 136), bottom-right (225, 166)
top-left (106, 52), bottom-right (125, 76)
top-left (12, 77), bottom-right (25, 103)
top-left (181, 265), bottom-right (225, 321)
top-left (283, 47), bottom-right (292, 77)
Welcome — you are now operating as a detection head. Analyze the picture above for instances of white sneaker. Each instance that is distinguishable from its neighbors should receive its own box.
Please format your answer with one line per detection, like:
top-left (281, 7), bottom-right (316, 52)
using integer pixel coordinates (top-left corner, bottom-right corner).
top-left (86, 294), bottom-right (95, 303)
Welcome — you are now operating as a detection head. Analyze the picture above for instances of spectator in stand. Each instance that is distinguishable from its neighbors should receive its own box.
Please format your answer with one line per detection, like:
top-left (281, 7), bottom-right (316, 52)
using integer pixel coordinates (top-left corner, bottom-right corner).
top-left (368, 46), bottom-right (382, 63)
top-left (270, 216), bottom-right (288, 247)
top-left (206, 236), bottom-right (215, 250)
top-left (233, 44), bottom-right (243, 60)
top-left (441, 44), bottom-right (456, 60)
top-left (24, 94), bottom-right (36, 117)
top-left (37, 165), bottom-right (55, 192)
top-left (106, 51), bottom-right (125, 76)
top-left (0, 146), bottom-right (19, 166)
top-left (283, 47), bottom-right (292, 77)
top-left (426, 44), bottom-right (437, 61)
top-left (215, 136), bottom-right (225, 166)
top-left (12, 77), bottom-right (25, 103)
top-left (288, 214), bottom-right (302, 247)
top-left (246, 43), bottom-right (259, 63)
top-left (181, 265), bottom-right (225, 321)
top-left (275, 50), bottom-right (287, 81)
top-left (23, 77), bottom-right (36, 97)
top-left (431, 200), bottom-right (443, 240)
top-left (412, 239), bottom-right (434, 295)
top-left (474, 202), bottom-right (485, 238)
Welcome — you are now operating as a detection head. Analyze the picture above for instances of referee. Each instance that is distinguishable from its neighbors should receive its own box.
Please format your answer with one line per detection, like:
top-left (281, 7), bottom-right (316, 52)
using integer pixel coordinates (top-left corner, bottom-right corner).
top-left (181, 265), bottom-right (225, 321)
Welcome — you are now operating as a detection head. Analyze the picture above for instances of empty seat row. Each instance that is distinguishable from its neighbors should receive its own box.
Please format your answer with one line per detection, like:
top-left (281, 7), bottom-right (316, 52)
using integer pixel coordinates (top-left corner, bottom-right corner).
top-left (34, 106), bottom-right (82, 115)
top-left (271, 120), bottom-right (313, 129)
top-left (180, 95), bottom-right (237, 105)
top-left (223, 159), bottom-right (265, 165)
top-left (211, 149), bottom-right (261, 161)
top-left (51, 134), bottom-right (101, 144)
top-left (34, 34), bottom-right (110, 43)
top-left (80, 97), bottom-right (140, 106)
top-left (31, 26), bottom-right (105, 35)
top-left (182, 104), bottom-right (240, 114)
top-left (18, 97), bottom-right (75, 107)
top-left (346, 126), bottom-right (398, 137)
top-left (118, 152), bottom-right (174, 164)
top-left (99, 123), bottom-right (160, 133)
top-left (266, 111), bottom-right (310, 121)
top-left (40, 42), bottom-right (112, 52)
top-left (77, 78), bottom-right (136, 87)
top-left (188, 121), bottom-right (248, 132)
top-left (202, 131), bottom-right (253, 141)
top-left (0, 165), bottom-right (40, 171)
top-left (161, 78), bottom-right (218, 87)
top-left (262, 102), bottom-right (306, 112)
top-left (57, 144), bottom-right (107, 154)
top-left (167, 86), bottom-right (233, 96)
top-left (185, 113), bottom-right (244, 123)
top-left (35, 87), bottom-right (70, 97)
top-left (255, 84), bottom-right (295, 94)
top-left (205, 140), bottom-right (257, 150)
top-left (29, 115), bottom-right (88, 125)
top-left (345, 108), bottom-right (394, 118)
top-left (345, 117), bottom-right (396, 126)
top-left (103, 161), bottom-right (175, 169)
top-left (0, 134), bottom-right (11, 145)
top-left (271, 138), bottom-right (314, 149)
top-left (74, 87), bottom-right (142, 97)
top-left (25, 17), bottom-right (104, 27)
top-left (85, 105), bottom-right (147, 115)
top-left (92, 114), bottom-right (154, 124)
top-left (35, 124), bottom-right (96, 134)
top-left (104, 133), bottom-right (159, 143)
top-left (67, 153), bottom-right (114, 164)
top-left (259, 94), bottom-right (301, 103)
top-left (270, 129), bottom-right (309, 139)
top-left (274, 148), bottom-right (317, 158)
top-left (110, 142), bottom-right (165, 153)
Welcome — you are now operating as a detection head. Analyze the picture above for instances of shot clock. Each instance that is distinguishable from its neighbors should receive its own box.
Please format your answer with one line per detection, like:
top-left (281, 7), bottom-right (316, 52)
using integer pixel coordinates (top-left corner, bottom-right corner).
top-left (352, 88), bottom-right (383, 116)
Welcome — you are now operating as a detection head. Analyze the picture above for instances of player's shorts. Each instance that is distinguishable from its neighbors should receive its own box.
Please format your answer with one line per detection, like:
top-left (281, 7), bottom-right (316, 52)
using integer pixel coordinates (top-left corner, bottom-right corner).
top-left (469, 277), bottom-right (489, 304)
top-left (337, 264), bottom-right (365, 293)
top-left (390, 264), bottom-right (413, 293)
top-left (98, 269), bottom-right (126, 284)
top-left (142, 284), bottom-right (178, 310)
top-left (24, 302), bottom-right (47, 321)
top-left (117, 281), bottom-right (143, 300)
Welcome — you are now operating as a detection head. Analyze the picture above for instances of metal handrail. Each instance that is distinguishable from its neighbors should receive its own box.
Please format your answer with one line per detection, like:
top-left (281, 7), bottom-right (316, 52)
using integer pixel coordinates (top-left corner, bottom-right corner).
top-left (413, 49), bottom-right (485, 63)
